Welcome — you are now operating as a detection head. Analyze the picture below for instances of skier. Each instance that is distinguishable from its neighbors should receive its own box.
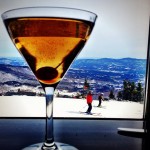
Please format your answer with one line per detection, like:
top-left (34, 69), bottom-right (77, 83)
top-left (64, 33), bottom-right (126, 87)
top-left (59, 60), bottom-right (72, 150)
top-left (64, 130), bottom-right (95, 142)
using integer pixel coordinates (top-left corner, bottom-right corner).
top-left (86, 91), bottom-right (93, 114)
top-left (97, 93), bottom-right (104, 107)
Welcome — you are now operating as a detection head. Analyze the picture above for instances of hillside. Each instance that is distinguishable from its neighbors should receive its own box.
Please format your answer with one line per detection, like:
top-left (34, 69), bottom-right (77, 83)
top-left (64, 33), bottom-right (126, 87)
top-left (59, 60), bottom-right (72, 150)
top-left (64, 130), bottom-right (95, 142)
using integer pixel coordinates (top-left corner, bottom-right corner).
top-left (0, 57), bottom-right (146, 95)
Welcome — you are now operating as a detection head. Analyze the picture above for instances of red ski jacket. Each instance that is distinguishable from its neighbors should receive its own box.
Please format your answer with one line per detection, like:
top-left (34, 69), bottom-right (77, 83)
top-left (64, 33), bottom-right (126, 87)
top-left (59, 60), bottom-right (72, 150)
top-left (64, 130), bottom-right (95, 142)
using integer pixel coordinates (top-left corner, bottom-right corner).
top-left (86, 94), bottom-right (93, 104)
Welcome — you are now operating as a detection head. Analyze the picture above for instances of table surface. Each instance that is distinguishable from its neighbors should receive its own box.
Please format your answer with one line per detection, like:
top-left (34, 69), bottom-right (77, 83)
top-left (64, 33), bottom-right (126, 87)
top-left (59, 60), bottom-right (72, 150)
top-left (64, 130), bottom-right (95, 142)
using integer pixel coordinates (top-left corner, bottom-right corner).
top-left (0, 118), bottom-right (144, 150)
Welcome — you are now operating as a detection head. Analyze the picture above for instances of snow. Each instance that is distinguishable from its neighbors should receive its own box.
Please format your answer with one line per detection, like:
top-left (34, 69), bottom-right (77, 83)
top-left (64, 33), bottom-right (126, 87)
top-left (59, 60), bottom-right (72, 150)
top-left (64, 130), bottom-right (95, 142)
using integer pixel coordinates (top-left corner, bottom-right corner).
top-left (53, 98), bottom-right (143, 118)
top-left (0, 96), bottom-right (143, 118)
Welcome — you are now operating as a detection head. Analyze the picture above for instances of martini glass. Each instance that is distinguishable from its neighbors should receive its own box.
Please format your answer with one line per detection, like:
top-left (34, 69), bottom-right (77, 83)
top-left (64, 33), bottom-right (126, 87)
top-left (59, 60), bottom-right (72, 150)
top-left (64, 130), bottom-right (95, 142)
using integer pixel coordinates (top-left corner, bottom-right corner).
top-left (1, 7), bottom-right (97, 150)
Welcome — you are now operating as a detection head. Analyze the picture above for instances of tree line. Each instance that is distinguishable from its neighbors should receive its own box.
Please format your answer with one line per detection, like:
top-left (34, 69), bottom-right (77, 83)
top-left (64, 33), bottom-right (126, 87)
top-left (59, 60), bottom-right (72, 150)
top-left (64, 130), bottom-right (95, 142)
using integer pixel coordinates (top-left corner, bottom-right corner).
top-left (109, 80), bottom-right (144, 102)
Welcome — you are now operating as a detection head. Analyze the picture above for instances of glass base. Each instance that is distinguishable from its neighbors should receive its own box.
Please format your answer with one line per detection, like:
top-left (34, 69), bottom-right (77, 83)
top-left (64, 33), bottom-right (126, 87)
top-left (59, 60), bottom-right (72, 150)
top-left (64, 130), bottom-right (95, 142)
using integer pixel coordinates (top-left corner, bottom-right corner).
top-left (22, 142), bottom-right (78, 150)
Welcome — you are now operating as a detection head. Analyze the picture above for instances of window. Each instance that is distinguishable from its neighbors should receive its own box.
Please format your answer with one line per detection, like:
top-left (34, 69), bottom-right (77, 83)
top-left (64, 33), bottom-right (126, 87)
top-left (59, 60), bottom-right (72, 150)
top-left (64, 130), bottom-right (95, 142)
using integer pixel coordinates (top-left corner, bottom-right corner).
top-left (0, 0), bottom-right (149, 119)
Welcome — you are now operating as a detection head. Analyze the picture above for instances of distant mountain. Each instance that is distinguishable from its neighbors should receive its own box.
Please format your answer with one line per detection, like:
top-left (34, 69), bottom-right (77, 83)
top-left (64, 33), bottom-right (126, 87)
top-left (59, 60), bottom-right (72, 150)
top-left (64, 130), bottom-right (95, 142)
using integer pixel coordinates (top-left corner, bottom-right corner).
top-left (0, 57), bottom-right (26, 66)
top-left (71, 58), bottom-right (145, 73)
top-left (0, 57), bottom-right (40, 95)
top-left (58, 57), bottom-right (146, 93)
top-left (68, 58), bottom-right (146, 82)
top-left (0, 57), bottom-right (147, 95)
top-left (0, 63), bottom-right (38, 86)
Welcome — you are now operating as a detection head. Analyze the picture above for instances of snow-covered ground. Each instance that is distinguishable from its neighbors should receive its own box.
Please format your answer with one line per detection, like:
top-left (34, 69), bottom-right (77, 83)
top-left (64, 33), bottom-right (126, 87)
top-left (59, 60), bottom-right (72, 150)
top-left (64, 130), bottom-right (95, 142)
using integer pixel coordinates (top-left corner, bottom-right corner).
top-left (54, 98), bottom-right (143, 118)
top-left (0, 96), bottom-right (143, 118)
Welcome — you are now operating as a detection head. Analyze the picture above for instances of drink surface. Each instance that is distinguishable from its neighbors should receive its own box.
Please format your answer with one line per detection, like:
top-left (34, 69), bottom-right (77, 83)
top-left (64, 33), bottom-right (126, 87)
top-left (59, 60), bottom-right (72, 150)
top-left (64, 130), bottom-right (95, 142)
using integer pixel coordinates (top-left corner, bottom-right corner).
top-left (5, 18), bottom-right (93, 86)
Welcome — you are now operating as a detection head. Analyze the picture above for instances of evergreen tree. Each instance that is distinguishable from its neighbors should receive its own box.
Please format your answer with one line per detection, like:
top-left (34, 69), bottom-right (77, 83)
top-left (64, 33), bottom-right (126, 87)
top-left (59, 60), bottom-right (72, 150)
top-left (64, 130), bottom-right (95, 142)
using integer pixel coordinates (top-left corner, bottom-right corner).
top-left (123, 80), bottom-right (131, 100)
top-left (83, 78), bottom-right (90, 90)
top-left (121, 80), bottom-right (143, 102)
top-left (117, 91), bottom-right (122, 101)
top-left (136, 82), bottom-right (142, 102)
top-left (83, 78), bottom-right (90, 98)
top-left (130, 82), bottom-right (136, 101)
top-left (132, 89), bottom-right (138, 102)
top-left (109, 90), bottom-right (115, 99)
top-left (130, 82), bottom-right (135, 92)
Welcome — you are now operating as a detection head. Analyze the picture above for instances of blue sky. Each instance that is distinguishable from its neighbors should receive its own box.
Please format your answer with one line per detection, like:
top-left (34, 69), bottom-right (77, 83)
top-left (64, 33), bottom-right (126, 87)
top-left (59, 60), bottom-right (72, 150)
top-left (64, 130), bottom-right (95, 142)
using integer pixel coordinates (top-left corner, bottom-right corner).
top-left (0, 0), bottom-right (149, 59)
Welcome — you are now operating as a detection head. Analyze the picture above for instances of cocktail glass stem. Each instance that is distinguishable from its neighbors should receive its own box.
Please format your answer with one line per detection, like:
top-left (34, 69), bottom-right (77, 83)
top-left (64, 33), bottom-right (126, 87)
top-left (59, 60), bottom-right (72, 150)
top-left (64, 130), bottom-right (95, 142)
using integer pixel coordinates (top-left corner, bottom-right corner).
top-left (42, 87), bottom-right (57, 149)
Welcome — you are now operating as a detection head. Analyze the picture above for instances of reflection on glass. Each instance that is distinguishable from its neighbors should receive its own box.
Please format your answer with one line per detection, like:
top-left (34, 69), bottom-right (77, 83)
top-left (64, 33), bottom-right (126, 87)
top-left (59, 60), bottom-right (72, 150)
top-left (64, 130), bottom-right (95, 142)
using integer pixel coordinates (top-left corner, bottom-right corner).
top-left (1, 7), bottom-right (97, 149)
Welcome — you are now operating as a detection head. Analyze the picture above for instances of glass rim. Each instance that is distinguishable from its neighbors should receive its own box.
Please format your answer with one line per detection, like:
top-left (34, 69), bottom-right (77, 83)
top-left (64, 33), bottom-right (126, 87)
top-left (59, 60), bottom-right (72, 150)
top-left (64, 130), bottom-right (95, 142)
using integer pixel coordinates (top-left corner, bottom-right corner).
top-left (1, 6), bottom-right (97, 22)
